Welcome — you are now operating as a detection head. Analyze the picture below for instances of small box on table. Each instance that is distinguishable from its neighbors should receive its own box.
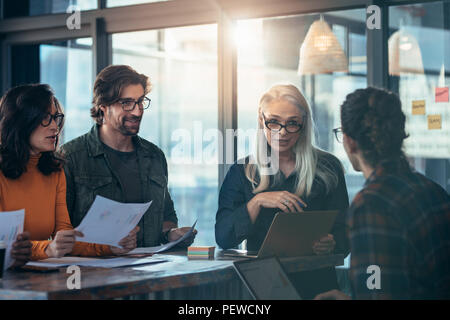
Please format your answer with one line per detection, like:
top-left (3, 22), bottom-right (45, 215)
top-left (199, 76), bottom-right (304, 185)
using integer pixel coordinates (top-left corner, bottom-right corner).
top-left (188, 246), bottom-right (215, 260)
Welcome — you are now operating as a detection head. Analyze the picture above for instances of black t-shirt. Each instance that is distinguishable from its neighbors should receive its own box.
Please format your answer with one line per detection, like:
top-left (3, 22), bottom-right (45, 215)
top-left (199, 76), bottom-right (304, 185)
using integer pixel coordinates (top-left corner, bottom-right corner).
top-left (101, 142), bottom-right (142, 204)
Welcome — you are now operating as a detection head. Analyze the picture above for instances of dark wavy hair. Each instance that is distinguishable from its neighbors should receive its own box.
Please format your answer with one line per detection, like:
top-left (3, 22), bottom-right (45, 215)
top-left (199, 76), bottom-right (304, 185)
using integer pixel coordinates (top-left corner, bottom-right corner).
top-left (340, 87), bottom-right (409, 168)
top-left (0, 84), bottom-right (65, 179)
top-left (91, 65), bottom-right (151, 125)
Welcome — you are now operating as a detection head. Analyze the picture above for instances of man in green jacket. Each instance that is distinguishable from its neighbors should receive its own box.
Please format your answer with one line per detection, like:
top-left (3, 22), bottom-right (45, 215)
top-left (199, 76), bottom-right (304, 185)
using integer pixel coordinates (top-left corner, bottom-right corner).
top-left (61, 65), bottom-right (196, 248)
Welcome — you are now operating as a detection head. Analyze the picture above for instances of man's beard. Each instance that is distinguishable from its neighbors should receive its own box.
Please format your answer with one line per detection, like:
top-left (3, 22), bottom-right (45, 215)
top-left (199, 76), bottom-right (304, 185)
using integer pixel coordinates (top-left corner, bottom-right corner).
top-left (119, 115), bottom-right (142, 136)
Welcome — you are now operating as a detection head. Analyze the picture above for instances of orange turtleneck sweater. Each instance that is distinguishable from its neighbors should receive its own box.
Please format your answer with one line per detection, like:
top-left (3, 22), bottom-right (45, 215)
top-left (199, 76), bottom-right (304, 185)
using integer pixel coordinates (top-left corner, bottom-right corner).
top-left (0, 155), bottom-right (112, 260)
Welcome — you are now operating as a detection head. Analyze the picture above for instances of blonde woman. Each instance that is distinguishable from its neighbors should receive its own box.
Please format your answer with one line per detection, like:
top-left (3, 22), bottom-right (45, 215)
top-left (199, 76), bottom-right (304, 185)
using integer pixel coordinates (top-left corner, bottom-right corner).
top-left (215, 84), bottom-right (349, 255)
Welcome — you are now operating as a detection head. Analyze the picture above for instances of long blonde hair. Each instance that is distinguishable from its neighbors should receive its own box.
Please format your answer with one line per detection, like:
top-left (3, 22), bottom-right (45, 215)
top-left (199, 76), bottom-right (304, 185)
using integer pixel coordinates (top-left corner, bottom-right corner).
top-left (244, 84), bottom-right (339, 197)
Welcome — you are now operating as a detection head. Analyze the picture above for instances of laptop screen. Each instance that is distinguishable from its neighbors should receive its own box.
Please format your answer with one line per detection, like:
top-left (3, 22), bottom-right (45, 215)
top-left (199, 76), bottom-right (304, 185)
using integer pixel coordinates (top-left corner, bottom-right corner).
top-left (233, 257), bottom-right (302, 300)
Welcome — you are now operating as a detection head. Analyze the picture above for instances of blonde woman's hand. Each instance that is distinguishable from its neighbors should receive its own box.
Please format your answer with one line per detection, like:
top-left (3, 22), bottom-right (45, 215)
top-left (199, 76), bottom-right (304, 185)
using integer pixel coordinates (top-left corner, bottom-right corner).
top-left (247, 191), bottom-right (307, 223)
top-left (312, 234), bottom-right (336, 255)
top-left (255, 191), bottom-right (307, 213)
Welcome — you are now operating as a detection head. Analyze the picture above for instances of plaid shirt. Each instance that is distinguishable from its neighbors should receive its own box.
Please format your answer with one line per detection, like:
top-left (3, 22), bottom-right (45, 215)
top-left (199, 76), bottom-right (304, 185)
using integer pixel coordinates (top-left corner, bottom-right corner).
top-left (347, 159), bottom-right (450, 299)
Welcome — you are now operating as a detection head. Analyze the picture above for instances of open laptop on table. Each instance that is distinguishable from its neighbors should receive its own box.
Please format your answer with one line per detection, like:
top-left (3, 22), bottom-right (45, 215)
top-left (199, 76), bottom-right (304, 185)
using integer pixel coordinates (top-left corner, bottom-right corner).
top-left (222, 210), bottom-right (338, 258)
top-left (233, 256), bottom-right (301, 300)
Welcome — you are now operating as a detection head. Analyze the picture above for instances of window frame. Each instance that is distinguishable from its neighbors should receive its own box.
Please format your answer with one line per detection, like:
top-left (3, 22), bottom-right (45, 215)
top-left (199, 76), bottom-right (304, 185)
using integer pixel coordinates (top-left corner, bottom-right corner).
top-left (0, 0), bottom-right (448, 187)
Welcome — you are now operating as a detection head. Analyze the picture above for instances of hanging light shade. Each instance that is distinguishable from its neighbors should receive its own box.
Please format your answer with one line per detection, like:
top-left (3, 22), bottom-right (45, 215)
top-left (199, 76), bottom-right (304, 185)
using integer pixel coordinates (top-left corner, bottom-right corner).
top-left (298, 18), bottom-right (348, 75)
top-left (388, 29), bottom-right (424, 76)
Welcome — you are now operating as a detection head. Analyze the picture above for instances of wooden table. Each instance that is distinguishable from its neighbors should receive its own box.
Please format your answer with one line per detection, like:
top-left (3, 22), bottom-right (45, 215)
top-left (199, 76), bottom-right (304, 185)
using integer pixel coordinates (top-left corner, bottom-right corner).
top-left (0, 251), bottom-right (345, 300)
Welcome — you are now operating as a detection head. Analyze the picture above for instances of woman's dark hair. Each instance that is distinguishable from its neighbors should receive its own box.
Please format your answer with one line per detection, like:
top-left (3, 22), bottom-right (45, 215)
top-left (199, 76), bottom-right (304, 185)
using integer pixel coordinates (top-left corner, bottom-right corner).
top-left (0, 84), bottom-right (65, 179)
top-left (91, 65), bottom-right (151, 125)
top-left (340, 87), bottom-right (409, 168)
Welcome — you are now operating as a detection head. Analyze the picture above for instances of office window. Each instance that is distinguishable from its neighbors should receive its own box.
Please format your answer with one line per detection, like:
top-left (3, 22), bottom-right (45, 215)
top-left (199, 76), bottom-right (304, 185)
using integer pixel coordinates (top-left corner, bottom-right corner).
top-left (4, 0), bottom-right (97, 17)
top-left (40, 38), bottom-right (94, 143)
top-left (107, 0), bottom-right (171, 7)
top-left (236, 9), bottom-right (368, 203)
top-left (389, 2), bottom-right (450, 191)
top-left (112, 25), bottom-right (218, 246)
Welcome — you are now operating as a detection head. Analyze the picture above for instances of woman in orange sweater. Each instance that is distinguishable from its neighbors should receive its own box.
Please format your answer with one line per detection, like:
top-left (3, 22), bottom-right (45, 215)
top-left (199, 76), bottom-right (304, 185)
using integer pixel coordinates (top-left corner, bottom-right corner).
top-left (0, 84), bottom-right (138, 267)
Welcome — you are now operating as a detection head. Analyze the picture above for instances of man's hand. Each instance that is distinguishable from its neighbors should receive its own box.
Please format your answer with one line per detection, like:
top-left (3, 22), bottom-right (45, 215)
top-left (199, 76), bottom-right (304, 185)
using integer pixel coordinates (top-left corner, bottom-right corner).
top-left (314, 289), bottom-right (351, 300)
top-left (45, 230), bottom-right (84, 258)
top-left (110, 226), bottom-right (139, 255)
top-left (168, 227), bottom-right (198, 247)
top-left (11, 232), bottom-right (32, 268)
top-left (312, 234), bottom-right (336, 255)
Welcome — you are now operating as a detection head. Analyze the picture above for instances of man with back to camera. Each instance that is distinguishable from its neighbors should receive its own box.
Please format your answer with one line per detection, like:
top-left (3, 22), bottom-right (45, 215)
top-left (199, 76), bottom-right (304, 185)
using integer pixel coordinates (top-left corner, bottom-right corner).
top-left (315, 87), bottom-right (450, 300)
top-left (61, 65), bottom-right (197, 248)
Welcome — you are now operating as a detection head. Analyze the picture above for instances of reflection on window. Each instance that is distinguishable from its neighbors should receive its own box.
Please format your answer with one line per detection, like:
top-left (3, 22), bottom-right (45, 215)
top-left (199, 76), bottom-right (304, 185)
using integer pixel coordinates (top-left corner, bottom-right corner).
top-left (40, 38), bottom-right (93, 143)
top-left (30, 0), bottom-right (96, 16)
top-left (236, 10), bottom-right (368, 204)
top-left (389, 2), bottom-right (450, 173)
top-left (112, 25), bottom-right (218, 246)
top-left (107, 0), bottom-right (171, 7)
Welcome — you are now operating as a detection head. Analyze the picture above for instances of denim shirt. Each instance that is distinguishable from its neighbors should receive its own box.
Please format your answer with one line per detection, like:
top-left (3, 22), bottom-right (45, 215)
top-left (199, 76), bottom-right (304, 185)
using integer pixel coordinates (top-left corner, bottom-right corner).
top-left (60, 125), bottom-right (178, 247)
top-left (215, 151), bottom-right (350, 254)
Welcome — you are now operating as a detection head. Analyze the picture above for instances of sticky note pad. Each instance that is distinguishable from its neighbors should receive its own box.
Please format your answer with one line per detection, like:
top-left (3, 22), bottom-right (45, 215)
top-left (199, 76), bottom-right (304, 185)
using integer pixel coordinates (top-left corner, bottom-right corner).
top-left (412, 100), bottom-right (426, 115)
top-left (188, 246), bottom-right (215, 260)
top-left (435, 87), bottom-right (449, 102)
top-left (428, 115), bottom-right (442, 130)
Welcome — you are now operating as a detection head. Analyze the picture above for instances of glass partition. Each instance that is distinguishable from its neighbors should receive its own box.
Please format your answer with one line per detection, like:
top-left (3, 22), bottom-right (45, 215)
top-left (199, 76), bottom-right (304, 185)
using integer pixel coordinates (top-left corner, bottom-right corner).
top-left (40, 38), bottom-right (94, 143)
top-left (389, 2), bottom-right (450, 191)
top-left (112, 24), bottom-right (218, 245)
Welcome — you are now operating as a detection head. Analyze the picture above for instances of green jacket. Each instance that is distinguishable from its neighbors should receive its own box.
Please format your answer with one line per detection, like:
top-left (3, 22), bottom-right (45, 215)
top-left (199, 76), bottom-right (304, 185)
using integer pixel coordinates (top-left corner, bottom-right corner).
top-left (60, 125), bottom-right (178, 247)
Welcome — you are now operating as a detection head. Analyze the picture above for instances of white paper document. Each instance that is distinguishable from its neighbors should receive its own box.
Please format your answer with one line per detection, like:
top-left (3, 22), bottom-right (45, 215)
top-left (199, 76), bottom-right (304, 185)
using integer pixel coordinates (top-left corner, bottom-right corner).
top-left (75, 196), bottom-right (152, 247)
top-left (0, 209), bottom-right (25, 271)
top-left (26, 256), bottom-right (167, 268)
top-left (128, 220), bottom-right (197, 255)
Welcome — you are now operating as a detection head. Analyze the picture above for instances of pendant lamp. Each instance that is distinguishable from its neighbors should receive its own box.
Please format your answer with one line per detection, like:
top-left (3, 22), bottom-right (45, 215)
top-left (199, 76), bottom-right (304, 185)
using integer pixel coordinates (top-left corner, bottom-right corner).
top-left (298, 16), bottom-right (348, 75)
top-left (388, 28), bottom-right (424, 76)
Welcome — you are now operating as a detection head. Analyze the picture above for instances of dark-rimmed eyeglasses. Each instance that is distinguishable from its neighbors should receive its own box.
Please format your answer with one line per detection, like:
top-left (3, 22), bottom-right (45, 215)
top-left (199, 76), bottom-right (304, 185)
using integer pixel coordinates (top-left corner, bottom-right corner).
top-left (333, 127), bottom-right (343, 143)
top-left (262, 113), bottom-right (304, 133)
top-left (116, 97), bottom-right (151, 112)
top-left (41, 112), bottom-right (64, 128)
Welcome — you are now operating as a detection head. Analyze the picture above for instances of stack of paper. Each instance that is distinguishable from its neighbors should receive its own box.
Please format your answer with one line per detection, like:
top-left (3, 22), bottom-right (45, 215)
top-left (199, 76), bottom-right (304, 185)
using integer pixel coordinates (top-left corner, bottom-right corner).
top-left (25, 256), bottom-right (167, 269)
top-left (0, 210), bottom-right (25, 271)
top-left (187, 246), bottom-right (215, 260)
